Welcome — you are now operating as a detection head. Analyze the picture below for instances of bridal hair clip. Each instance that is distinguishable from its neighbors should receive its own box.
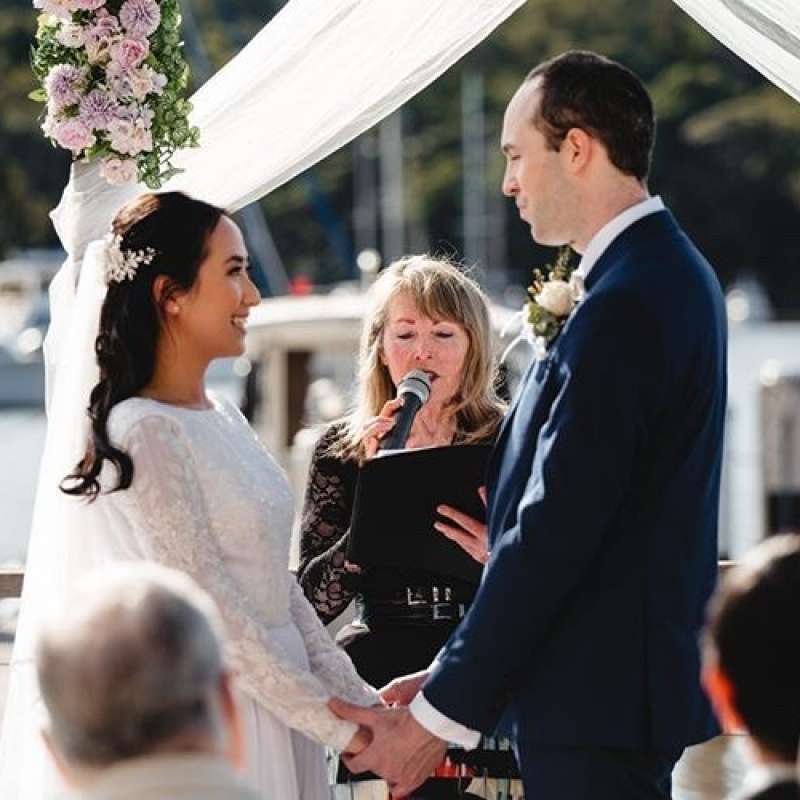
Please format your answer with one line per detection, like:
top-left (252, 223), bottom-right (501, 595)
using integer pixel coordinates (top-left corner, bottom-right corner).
top-left (104, 233), bottom-right (157, 285)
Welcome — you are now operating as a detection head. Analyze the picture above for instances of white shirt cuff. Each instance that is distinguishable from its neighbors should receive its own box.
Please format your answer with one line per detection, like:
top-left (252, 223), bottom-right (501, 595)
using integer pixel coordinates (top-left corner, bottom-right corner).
top-left (409, 691), bottom-right (481, 750)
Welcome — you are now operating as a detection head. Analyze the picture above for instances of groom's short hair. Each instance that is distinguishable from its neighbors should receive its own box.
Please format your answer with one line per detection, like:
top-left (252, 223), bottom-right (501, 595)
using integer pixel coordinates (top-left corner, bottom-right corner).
top-left (704, 534), bottom-right (800, 761)
top-left (37, 562), bottom-right (226, 766)
top-left (526, 50), bottom-right (655, 182)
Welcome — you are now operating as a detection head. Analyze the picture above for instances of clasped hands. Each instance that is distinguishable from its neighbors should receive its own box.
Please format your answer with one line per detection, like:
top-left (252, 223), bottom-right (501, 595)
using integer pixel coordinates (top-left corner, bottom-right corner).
top-left (335, 669), bottom-right (448, 797)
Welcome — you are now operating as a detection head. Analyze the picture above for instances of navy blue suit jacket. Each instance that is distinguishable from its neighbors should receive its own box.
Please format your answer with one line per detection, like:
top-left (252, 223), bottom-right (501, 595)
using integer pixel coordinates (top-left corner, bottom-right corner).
top-left (424, 210), bottom-right (726, 752)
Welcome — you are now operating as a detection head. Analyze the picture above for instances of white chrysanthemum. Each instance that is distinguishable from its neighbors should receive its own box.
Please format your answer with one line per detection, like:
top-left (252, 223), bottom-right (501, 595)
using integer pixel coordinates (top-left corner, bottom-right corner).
top-left (55, 21), bottom-right (85, 48)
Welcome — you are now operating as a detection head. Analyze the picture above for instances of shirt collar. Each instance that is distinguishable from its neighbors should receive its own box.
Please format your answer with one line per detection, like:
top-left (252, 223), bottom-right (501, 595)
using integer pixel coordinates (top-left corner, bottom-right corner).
top-left (575, 195), bottom-right (665, 280)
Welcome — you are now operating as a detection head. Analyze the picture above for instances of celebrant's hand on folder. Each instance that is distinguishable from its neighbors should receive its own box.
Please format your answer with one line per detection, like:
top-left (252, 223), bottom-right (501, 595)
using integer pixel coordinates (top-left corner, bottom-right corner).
top-left (434, 486), bottom-right (489, 564)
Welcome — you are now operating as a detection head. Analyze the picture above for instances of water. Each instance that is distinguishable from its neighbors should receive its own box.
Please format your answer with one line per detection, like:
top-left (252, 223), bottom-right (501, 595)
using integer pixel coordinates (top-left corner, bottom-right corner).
top-left (0, 409), bottom-right (45, 565)
top-left (0, 325), bottom-right (799, 566)
top-left (0, 366), bottom-right (244, 567)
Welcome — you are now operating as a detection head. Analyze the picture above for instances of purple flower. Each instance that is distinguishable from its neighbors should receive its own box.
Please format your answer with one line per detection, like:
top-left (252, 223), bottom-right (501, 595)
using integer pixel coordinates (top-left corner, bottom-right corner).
top-left (70, 0), bottom-right (107, 9)
top-left (119, 0), bottom-right (161, 39)
top-left (78, 89), bottom-right (119, 130)
top-left (52, 119), bottom-right (95, 153)
top-left (44, 64), bottom-right (86, 111)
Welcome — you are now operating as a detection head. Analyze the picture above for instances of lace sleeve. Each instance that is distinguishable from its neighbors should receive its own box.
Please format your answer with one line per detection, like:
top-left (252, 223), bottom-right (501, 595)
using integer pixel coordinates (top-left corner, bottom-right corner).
top-left (289, 580), bottom-right (380, 705)
top-left (117, 414), bottom-right (360, 752)
top-left (297, 427), bottom-right (362, 624)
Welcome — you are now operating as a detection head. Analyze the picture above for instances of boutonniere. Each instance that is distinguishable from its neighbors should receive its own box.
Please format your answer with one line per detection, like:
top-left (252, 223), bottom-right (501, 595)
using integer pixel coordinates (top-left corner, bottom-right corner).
top-left (524, 246), bottom-right (583, 359)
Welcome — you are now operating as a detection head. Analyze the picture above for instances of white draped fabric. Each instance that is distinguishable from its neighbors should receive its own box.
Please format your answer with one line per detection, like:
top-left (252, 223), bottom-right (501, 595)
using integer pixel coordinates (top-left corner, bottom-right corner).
top-left (0, 2), bottom-right (525, 798)
top-left (672, 0), bottom-right (800, 103)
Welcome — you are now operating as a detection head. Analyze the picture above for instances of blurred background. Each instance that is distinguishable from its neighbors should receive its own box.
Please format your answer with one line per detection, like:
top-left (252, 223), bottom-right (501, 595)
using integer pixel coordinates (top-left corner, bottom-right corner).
top-left (1, 0), bottom-right (800, 587)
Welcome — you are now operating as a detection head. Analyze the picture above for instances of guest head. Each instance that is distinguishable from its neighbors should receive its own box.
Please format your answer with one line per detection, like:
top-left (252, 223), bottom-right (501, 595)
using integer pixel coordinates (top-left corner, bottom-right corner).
top-left (61, 191), bottom-right (260, 498)
top-left (339, 255), bottom-right (504, 461)
top-left (37, 562), bottom-right (244, 788)
top-left (501, 50), bottom-right (655, 250)
top-left (702, 535), bottom-right (800, 765)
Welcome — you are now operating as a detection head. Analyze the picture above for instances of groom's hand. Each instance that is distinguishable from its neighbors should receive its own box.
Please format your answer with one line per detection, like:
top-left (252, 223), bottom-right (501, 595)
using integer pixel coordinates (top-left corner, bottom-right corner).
top-left (379, 668), bottom-right (430, 706)
top-left (329, 698), bottom-right (447, 796)
top-left (342, 724), bottom-right (372, 756)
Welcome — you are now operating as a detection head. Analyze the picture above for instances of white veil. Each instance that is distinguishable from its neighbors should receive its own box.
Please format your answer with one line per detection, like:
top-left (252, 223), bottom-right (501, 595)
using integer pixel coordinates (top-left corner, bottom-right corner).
top-left (0, 1), bottom-right (525, 795)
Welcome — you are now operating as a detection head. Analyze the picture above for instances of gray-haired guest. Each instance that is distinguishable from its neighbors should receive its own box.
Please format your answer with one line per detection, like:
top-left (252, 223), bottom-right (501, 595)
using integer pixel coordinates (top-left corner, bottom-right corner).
top-left (37, 562), bottom-right (258, 800)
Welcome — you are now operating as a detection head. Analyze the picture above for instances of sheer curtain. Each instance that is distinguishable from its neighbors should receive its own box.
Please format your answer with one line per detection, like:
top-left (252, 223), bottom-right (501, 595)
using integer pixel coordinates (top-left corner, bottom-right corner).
top-left (0, 2), bottom-right (525, 798)
top-left (673, 0), bottom-right (800, 103)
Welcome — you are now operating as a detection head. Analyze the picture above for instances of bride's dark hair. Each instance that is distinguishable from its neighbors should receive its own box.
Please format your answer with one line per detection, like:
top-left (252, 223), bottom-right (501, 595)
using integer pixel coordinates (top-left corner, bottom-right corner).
top-left (61, 191), bottom-right (226, 500)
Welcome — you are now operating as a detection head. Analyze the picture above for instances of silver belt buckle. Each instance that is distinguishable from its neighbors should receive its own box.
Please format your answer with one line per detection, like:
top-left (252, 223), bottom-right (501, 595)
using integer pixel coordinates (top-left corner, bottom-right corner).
top-left (406, 587), bottom-right (426, 606)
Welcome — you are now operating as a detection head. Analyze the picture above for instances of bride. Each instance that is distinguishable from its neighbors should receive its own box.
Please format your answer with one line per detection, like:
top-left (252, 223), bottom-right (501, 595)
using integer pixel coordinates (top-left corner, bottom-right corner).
top-left (0, 191), bottom-right (377, 800)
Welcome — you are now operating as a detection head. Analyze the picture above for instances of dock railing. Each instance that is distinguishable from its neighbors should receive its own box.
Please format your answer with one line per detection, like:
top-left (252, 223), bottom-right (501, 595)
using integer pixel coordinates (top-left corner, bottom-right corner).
top-left (0, 568), bottom-right (24, 600)
top-left (0, 563), bottom-right (739, 601)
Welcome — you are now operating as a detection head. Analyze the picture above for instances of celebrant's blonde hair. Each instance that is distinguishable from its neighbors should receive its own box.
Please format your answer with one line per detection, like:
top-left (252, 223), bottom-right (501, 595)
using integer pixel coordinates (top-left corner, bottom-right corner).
top-left (334, 255), bottom-right (505, 463)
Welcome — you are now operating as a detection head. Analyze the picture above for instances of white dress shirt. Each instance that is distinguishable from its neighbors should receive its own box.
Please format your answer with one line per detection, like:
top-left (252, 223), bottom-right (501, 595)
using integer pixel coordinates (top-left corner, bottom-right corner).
top-left (737, 763), bottom-right (799, 799)
top-left (409, 194), bottom-right (667, 749)
top-left (574, 194), bottom-right (665, 280)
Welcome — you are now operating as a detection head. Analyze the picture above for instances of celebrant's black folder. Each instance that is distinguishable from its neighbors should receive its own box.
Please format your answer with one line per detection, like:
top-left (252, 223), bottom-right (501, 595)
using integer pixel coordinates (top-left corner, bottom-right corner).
top-left (346, 444), bottom-right (492, 583)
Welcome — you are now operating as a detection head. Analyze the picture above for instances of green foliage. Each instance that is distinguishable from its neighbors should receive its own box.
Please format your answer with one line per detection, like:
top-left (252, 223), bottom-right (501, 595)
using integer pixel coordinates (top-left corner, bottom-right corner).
top-left (2, 0), bottom-right (800, 313)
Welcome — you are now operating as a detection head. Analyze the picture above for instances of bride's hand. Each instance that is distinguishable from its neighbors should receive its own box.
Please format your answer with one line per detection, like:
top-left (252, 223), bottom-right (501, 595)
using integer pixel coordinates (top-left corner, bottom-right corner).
top-left (343, 724), bottom-right (372, 756)
top-left (362, 397), bottom-right (404, 458)
top-left (379, 669), bottom-right (430, 707)
top-left (434, 486), bottom-right (489, 564)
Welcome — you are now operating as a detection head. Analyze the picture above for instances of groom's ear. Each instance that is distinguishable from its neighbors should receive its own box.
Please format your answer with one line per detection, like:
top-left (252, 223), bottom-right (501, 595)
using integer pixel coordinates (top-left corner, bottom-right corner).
top-left (561, 127), bottom-right (593, 175)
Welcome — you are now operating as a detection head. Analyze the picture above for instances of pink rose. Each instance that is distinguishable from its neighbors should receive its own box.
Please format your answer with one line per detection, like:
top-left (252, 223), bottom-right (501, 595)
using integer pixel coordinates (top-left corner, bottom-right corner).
top-left (100, 157), bottom-right (138, 185)
top-left (109, 37), bottom-right (149, 70)
top-left (52, 119), bottom-right (95, 152)
top-left (84, 9), bottom-right (120, 64)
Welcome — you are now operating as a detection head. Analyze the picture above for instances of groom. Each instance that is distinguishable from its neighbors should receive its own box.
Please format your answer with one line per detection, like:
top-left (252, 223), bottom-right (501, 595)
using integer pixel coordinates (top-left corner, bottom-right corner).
top-left (332, 50), bottom-right (726, 798)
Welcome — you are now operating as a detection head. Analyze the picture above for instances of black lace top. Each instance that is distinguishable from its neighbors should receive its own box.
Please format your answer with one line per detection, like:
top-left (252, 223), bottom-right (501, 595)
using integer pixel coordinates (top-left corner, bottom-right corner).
top-left (297, 422), bottom-right (490, 625)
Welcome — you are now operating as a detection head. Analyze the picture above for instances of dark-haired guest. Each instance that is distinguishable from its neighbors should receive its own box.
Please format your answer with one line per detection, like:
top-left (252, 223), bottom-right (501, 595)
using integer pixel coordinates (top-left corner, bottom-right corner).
top-left (702, 535), bottom-right (800, 800)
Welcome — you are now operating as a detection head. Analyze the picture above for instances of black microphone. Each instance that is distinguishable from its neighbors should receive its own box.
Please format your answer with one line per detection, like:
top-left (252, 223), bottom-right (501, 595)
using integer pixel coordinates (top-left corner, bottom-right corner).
top-left (379, 369), bottom-right (432, 451)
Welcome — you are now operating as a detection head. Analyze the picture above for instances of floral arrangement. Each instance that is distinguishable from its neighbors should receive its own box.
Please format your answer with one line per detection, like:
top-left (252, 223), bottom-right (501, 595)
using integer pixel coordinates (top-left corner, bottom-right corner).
top-left (30, 0), bottom-right (199, 187)
top-left (524, 246), bottom-right (583, 358)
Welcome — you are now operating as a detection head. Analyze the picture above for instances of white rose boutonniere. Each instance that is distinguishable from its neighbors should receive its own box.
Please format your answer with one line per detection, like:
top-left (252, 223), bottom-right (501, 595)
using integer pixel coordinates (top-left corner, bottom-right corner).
top-left (524, 246), bottom-right (582, 359)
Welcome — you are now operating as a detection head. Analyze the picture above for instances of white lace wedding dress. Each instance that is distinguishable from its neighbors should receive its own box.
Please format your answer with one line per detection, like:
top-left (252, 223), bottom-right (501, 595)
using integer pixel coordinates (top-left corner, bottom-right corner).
top-left (72, 393), bottom-right (378, 799)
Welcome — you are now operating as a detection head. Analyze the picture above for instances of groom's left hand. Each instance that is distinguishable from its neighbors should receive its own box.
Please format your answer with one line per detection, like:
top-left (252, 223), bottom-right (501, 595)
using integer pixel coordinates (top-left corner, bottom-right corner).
top-left (329, 698), bottom-right (447, 796)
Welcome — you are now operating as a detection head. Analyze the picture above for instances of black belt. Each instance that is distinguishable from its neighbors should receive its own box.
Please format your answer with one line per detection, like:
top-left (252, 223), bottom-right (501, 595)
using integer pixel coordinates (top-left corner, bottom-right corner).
top-left (368, 585), bottom-right (473, 606)
top-left (361, 599), bottom-right (468, 627)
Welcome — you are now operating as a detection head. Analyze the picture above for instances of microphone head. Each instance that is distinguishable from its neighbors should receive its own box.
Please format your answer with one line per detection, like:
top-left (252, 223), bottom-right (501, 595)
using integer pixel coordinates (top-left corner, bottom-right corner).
top-left (397, 369), bottom-right (432, 405)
